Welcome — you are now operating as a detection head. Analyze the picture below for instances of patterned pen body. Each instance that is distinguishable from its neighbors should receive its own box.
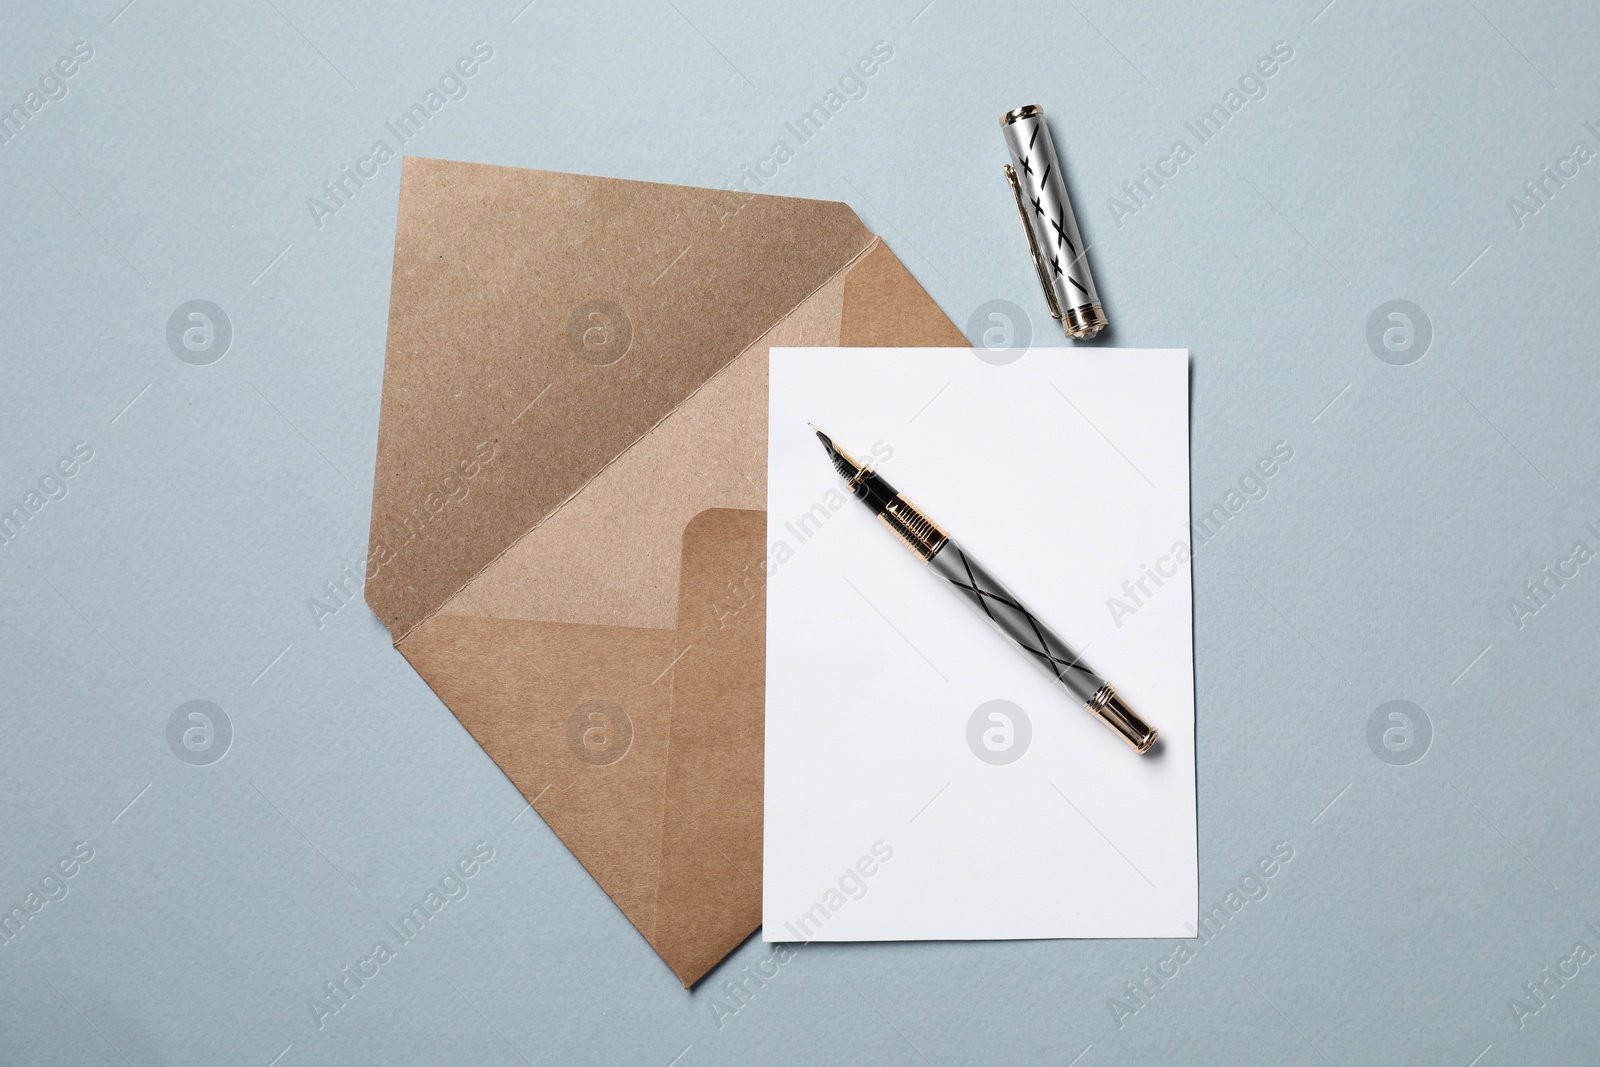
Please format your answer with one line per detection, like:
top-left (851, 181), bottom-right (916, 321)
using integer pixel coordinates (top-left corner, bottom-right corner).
top-left (813, 427), bottom-right (1156, 754)
top-left (999, 105), bottom-right (1107, 340)
top-left (927, 538), bottom-right (1104, 703)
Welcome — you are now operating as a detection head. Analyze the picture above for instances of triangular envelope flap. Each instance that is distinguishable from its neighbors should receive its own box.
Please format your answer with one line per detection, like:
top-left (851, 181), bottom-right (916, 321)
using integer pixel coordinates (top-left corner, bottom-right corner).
top-left (366, 158), bottom-right (875, 641)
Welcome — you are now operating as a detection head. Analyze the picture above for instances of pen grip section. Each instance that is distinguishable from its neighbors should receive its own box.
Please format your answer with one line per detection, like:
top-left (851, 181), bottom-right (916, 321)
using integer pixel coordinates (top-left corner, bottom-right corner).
top-left (927, 540), bottom-right (1104, 704)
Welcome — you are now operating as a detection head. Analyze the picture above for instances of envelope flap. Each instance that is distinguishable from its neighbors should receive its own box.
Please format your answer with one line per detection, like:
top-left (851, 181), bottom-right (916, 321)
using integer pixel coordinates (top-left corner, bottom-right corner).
top-left (366, 158), bottom-right (876, 641)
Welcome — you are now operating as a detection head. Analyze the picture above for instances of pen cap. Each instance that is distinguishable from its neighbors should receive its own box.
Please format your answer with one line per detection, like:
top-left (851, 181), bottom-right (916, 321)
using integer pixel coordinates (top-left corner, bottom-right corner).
top-left (999, 105), bottom-right (1107, 339)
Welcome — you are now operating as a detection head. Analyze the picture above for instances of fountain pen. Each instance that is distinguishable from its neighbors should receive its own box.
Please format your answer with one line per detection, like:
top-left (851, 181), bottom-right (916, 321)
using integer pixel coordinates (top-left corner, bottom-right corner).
top-left (811, 427), bottom-right (1158, 754)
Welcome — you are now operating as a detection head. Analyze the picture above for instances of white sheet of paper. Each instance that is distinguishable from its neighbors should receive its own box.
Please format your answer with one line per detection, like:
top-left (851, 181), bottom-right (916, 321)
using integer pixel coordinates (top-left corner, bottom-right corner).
top-left (763, 347), bottom-right (1197, 942)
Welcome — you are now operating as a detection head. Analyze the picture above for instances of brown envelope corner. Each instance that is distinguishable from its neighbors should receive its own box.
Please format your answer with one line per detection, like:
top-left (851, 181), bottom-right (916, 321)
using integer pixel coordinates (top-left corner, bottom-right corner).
top-left (363, 159), bottom-right (966, 986)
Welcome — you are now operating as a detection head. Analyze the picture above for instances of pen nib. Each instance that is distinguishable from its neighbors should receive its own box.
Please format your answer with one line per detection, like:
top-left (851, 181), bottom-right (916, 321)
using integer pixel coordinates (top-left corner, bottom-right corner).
top-left (809, 424), bottom-right (861, 482)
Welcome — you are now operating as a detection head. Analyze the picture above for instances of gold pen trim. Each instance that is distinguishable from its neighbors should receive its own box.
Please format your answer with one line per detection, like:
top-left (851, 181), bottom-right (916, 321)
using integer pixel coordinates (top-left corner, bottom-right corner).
top-left (878, 494), bottom-right (948, 561)
top-left (1086, 685), bottom-right (1158, 754)
top-left (1000, 104), bottom-right (1043, 126)
top-left (1064, 302), bottom-right (1108, 340)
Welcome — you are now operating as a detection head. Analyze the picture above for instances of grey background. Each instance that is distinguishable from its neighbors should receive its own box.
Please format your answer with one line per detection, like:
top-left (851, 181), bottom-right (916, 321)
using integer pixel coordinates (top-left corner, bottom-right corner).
top-left (0, 0), bottom-right (1595, 1063)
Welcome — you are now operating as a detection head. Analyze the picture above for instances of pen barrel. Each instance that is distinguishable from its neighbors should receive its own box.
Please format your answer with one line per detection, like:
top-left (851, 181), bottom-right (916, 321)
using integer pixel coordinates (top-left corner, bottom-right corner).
top-left (999, 106), bottom-right (1106, 339)
top-left (928, 539), bottom-right (1157, 753)
top-left (928, 538), bottom-right (1105, 703)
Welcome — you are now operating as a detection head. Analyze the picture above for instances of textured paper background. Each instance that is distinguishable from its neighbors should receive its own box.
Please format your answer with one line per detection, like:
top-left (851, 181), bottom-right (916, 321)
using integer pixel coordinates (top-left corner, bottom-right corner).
top-left (4, 2), bottom-right (1600, 1063)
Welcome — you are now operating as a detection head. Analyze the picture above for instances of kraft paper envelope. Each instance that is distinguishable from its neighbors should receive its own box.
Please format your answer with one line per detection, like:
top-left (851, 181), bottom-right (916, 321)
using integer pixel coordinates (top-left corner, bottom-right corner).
top-left (364, 156), bottom-right (964, 986)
